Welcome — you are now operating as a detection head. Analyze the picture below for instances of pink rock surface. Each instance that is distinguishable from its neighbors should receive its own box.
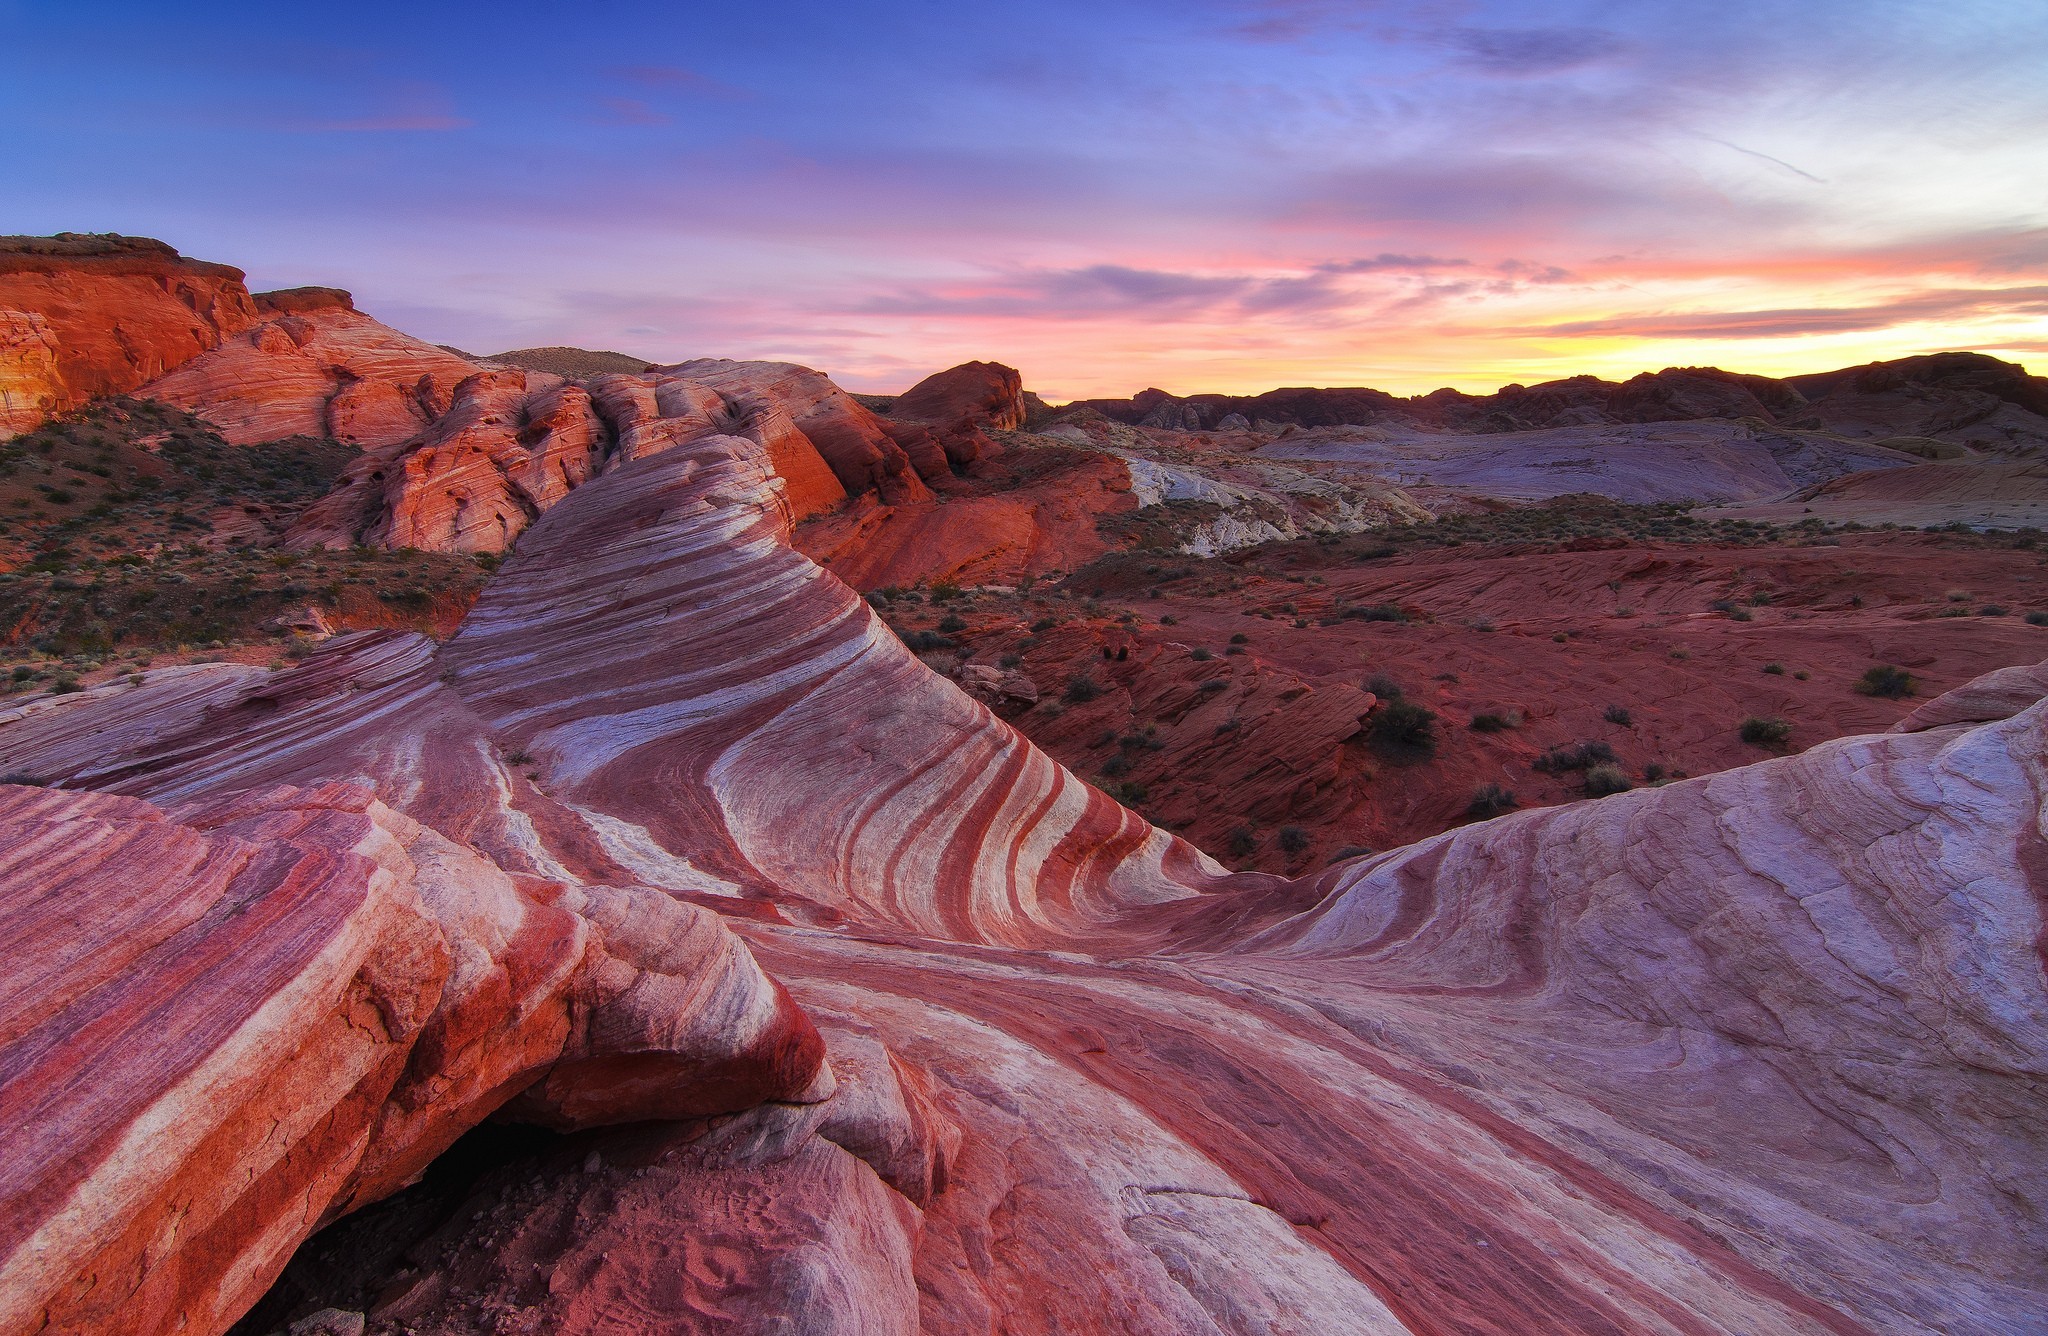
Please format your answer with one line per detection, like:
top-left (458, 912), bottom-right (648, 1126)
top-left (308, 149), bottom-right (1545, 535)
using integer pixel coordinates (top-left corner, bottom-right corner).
top-left (1, 417), bottom-right (2042, 1334)
top-left (0, 775), bottom-right (821, 1336)
top-left (141, 303), bottom-right (482, 447)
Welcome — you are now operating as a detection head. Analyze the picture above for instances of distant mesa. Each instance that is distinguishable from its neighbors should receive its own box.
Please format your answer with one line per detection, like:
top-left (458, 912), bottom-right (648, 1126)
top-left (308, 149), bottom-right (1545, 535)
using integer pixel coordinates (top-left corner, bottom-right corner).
top-left (485, 345), bottom-right (655, 377)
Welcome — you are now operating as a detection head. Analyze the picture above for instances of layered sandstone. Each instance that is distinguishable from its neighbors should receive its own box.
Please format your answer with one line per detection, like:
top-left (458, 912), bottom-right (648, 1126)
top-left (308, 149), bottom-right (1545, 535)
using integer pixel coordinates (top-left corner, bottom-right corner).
top-left (286, 357), bottom-right (989, 553)
top-left (142, 299), bottom-right (482, 448)
top-left (0, 235), bottom-right (258, 437)
top-left (2, 405), bottom-right (2041, 1333)
top-left (0, 779), bottom-right (821, 1336)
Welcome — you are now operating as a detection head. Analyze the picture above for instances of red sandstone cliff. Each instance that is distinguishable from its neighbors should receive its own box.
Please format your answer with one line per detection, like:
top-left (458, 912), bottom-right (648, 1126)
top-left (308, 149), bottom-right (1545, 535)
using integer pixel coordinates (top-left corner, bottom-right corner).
top-left (0, 235), bottom-right (258, 438)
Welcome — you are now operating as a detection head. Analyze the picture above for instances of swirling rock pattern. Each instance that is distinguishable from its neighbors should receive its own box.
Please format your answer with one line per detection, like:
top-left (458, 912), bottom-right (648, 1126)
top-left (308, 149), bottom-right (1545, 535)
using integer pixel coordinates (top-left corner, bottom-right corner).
top-left (142, 298), bottom-right (482, 448)
top-left (0, 422), bottom-right (2042, 1334)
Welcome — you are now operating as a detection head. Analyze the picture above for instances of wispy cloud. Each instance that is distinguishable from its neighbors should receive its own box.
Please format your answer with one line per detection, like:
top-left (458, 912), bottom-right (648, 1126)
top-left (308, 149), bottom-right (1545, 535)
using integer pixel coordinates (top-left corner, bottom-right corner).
top-left (1444, 26), bottom-right (1628, 77)
top-left (1528, 286), bottom-right (2048, 340)
top-left (606, 64), bottom-right (752, 99)
top-left (596, 96), bottom-right (669, 126)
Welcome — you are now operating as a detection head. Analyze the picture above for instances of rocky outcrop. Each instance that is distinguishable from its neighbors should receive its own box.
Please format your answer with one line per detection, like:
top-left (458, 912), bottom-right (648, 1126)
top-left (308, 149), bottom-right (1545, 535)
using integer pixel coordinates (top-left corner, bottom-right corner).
top-left (141, 301), bottom-right (482, 448)
top-left (4, 406), bottom-right (2043, 1333)
top-left (0, 779), bottom-right (821, 1336)
top-left (287, 358), bottom-right (997, 553)
top-left (891, 360), bottom-right (1025, 433)
top-left (1789, 352), bottom-right (2048, 451)
top-left (666, 358), bottom-right (943, 499)
top-left (880, 359), bottom-right (1025, 470)
top-left (0, 234), bottom-right (259, 438)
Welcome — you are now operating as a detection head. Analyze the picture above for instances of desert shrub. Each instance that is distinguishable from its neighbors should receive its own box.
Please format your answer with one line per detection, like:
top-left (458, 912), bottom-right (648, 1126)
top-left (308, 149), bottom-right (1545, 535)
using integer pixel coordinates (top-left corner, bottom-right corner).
top-left (1583, 765), bottom-right (1632, 797)
top-left (1602, 705), bottom-right (1632, 726)
top-left (1979, 604), bottom-right (2008, 617)
top-left (1643, 762), bottom-right (1667, 783)
top-left (1469, 711), bottom-right (1518, 733)
top-left (1740, 716), bottom-right (1793, 748)
top-left (903, 630), bottom-right (955, 652)
top-left (1225, 645), bottom-right (1246, 656)
top-left (1327, 845), bottom-right (1374, 863)
top-left (1190, 647), bottom-right (1213, 661)
top-left (1103, 779), bottom-right (1148, 805)
top-left (1369, 699), bottom-right (1437, 755)
top-left (930, 580), bottom-right (961, 602)
top-left (1466, 784), bottom-right (1518, 819)
top-left (937, 614), bottom-right (967, 633)
top-left (1101, 754), bottom-right (1130, 777)
top-left (1229, 632), bottom-right (1249, 644)
top-left (1159, 614), bottom-right (1178, 625)
top-left (1063, 673), bottom-right (1102, 703)
top-left (1762, 663), bottom-right (1784, 675)
top-left (1278, 825), bottom-right (1310, 855)
top-left (504, 750), bottom-right (535, 766)
top-left (2029, 611), bottom-right (2048, 626)
top-left (1226, 826), bottom-right (1258, 857)
top-left (1030, 618), bottom-right (1055, 633)
top-left (1729, 607), bottom-right (1753, 622)
top-left (1346, 603), bottom-right (1407, 623)
top-left (0, 771), bottom-right (51, 786)
top-left (1365, 672), bottom-right (1403, 699)
top-left (1855, 664), bottom-right (1918, 699)
top-left (1534, 741), bottom-right (1617, 773)
top-left (1196, 678), bottom-right (1228, 694)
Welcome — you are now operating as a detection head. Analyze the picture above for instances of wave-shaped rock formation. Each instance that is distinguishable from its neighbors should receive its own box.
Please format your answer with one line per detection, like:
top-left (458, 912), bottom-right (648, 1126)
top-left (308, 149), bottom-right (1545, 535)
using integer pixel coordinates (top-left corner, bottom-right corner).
top-left (1, 403), bottom-right (2042, 1332)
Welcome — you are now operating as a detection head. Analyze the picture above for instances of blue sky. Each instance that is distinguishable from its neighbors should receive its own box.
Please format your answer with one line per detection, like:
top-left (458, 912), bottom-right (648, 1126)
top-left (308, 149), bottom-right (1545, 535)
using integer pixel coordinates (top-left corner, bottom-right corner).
top-left (4, 0), bottom-right (2045, 396)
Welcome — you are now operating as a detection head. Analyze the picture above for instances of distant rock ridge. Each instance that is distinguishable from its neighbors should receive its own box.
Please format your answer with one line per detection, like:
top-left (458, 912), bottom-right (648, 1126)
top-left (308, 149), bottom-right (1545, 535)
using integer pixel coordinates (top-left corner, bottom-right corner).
top-left (1071, 352), bottom-right (2048, 453)
top-left (486, 346), bottom-right (654, 377)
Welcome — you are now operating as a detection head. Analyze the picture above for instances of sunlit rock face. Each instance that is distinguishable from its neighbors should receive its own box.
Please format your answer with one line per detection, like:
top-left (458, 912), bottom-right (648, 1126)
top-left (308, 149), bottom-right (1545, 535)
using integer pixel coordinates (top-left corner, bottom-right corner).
top-left (140, 291), bottom-right (485, 448)
top-left (0, 420), bottom-right (2042, 1334)
top-left (0, 235), bottom-right (259, 438)
top-left (281, 357), bottom-right (993, 555)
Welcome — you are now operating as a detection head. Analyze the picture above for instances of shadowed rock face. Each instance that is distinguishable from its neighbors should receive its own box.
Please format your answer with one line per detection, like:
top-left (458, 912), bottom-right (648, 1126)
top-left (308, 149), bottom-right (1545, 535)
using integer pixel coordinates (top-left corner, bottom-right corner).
top-left (0, 412), bottom-right (2041, 1334)
top-left (0, 235), bottom-right (259, 438)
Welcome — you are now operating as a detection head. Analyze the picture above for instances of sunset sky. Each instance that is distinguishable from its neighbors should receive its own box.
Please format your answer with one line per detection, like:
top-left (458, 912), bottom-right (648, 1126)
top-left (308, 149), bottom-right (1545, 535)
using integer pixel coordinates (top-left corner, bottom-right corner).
top-left (5, 0), bottom-right (2045, 399)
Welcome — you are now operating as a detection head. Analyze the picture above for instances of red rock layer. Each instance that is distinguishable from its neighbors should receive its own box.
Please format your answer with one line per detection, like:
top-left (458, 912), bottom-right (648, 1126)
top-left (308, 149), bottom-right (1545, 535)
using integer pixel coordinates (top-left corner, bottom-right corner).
top-left (1, 423), bottom-right (2042, 1333)
top-left (142, 302), bottom-right (482, 447)
top-left (289, 359), bottom-right (983, 553)
top-left (0, 235), bottom-right (259, 437)
top-left (0, 774), bottom-right (822, 1336)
